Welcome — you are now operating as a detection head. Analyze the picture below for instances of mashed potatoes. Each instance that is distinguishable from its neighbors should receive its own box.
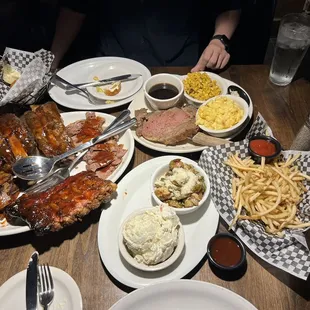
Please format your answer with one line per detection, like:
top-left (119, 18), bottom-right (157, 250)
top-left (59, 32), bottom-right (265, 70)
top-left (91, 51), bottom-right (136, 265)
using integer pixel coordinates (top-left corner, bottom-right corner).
top-left (123, 205), bottom-right (180, 265)
top-left (196, 96), bottom-right (244, 130)
top-left (183, 72), bottom-right (221, 101)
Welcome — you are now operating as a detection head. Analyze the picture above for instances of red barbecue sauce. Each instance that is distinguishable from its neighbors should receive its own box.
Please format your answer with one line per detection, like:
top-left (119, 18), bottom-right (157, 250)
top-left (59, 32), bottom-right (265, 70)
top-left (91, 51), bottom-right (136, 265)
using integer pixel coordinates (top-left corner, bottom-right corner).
top-left (210, 237), bottom-right (242, 267)
top-left (249, 139), bottom-right (277, 157)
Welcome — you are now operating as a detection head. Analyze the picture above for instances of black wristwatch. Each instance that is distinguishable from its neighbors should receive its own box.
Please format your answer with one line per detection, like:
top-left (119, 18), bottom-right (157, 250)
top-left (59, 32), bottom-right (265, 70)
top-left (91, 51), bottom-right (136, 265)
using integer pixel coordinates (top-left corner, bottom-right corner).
top-left (211, 35), bottom-right (230, 51)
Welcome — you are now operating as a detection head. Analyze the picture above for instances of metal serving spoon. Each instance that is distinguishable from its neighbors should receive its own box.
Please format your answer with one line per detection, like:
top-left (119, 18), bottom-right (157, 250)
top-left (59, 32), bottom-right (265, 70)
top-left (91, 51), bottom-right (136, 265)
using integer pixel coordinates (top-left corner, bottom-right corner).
top-left (227, 85), bottom-right (251, 106)
top-left (13, 116), bottom-right (136, 181)
top-left (25, 109), bottom-right (131, 193)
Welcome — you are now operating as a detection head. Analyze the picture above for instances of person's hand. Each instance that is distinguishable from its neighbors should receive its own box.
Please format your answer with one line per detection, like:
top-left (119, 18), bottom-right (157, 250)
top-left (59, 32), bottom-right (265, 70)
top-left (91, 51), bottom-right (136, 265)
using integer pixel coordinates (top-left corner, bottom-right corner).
top-left (191, 39), bottom-right (230, 72)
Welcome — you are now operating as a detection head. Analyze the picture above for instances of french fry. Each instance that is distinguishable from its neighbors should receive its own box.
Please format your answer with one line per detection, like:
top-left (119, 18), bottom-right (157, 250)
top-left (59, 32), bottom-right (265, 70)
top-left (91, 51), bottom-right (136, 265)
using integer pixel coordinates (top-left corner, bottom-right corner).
top-left (225, 153), bottom-right (309, 236)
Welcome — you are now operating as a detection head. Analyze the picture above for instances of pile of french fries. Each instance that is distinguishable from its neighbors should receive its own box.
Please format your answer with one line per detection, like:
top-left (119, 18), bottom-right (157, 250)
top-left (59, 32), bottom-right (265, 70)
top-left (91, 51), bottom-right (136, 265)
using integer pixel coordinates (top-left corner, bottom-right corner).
top-left (225, 153), bottom-right (310, 237)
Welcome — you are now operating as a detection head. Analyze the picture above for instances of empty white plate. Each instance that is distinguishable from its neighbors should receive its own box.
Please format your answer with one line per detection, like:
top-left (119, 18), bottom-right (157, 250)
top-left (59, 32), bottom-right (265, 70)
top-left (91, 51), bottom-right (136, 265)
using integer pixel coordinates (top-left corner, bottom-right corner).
top-left (0, 267), bottom-right (83, 310)
top-left (110, 280), bottom-right (257, 310)
top-left (87, 62), bottom-right (143, 101)
top-left (48, 57), bottom-right (151, 111)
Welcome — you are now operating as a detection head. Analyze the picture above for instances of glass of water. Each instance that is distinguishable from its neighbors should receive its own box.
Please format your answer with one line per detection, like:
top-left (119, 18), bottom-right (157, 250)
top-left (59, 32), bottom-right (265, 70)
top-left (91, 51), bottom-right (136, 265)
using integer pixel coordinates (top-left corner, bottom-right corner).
top-left (269, 13), bottom-right (310, 86)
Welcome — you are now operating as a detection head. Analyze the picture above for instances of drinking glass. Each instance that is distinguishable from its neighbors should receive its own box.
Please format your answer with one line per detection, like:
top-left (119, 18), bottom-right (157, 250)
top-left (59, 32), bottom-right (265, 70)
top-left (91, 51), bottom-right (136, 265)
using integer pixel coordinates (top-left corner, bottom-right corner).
top-left (269, 13), bottom-right (310, 86)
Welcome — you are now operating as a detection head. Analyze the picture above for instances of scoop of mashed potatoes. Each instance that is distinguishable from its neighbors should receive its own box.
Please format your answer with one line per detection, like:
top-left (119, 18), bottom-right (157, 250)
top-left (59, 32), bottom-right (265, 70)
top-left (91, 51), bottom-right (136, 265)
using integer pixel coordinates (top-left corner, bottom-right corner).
top-left (122, 205), bottom-right (180, 265)
top-left (196, 96), bottom-right (244, 130)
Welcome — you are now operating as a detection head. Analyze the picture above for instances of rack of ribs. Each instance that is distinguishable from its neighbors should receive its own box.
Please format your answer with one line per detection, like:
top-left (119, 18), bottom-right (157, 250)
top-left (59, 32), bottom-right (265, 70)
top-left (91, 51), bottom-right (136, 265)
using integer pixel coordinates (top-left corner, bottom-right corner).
top-left (0, 113), bottom-right (37, 168)
top-left (0, 171), bottom-right (19, 214)
top-left (24, 102), bottom-right (73, 157)
top-left (5, 171), bottom-right (117, 234)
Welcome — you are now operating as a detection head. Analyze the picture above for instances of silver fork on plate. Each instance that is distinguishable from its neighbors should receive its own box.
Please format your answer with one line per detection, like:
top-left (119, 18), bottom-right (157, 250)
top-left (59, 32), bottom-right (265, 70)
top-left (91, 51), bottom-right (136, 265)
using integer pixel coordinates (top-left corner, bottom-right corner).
top-left (38, 264), bottom-right (54, 310)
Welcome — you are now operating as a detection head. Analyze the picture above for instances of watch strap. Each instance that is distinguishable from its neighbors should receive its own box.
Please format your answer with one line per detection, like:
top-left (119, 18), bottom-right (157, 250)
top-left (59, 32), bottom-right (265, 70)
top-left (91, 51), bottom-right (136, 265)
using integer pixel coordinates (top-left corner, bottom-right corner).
top-left (211, 35), bottom-right (230, 51)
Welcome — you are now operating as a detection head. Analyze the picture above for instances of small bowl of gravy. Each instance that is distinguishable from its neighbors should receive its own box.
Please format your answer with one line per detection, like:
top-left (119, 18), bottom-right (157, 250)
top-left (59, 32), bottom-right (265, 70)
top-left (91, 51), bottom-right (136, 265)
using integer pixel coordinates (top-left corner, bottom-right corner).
top-left (207, 233), bottom-right (246, 271)
top-left (144, 73), bottom-right (184, 110)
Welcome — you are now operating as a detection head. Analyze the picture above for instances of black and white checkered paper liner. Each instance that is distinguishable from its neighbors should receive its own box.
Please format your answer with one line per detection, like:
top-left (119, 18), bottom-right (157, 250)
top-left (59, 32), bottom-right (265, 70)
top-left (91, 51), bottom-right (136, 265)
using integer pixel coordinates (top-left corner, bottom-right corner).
top-left (199, 113), bottom-right (310, 280)
top-left (0, 48), bottom-right (54, 105)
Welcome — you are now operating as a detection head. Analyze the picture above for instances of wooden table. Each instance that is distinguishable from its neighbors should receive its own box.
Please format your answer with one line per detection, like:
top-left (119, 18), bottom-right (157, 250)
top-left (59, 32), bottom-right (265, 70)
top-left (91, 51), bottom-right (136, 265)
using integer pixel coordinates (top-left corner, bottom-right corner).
top-left (1, 65), bottom-right (310, 310)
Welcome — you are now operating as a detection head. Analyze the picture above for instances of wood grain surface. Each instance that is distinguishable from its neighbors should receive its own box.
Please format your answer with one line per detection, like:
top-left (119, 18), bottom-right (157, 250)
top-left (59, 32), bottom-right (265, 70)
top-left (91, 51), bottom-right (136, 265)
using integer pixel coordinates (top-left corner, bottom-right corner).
top-left (1, 65), bottom-right (310, 310)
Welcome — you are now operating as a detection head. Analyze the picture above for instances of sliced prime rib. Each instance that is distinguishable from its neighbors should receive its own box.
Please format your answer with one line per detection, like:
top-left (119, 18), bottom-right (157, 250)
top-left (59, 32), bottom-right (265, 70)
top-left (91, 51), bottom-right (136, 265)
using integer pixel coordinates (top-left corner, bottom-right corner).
top-left (135, 106), bottom-right (199, 145)
top-left (5, 171), bottom-right (117, 234)
top-left (0, 171), bottom-right (19, 212)
top-left (83, 140), bottom-right (127, 180)
top-left (24, 102), bottom-right (73, 157)
top-left (66, 112), bottom-right (105, 146)
top-left (0, 114), bottom-right (36, 166)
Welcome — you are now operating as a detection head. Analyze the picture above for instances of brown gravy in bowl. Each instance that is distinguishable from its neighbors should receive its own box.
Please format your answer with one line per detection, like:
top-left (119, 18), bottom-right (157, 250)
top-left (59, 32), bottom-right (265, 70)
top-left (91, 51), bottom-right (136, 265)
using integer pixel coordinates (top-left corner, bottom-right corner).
top-left (148, 83), bottom-right (179, 100)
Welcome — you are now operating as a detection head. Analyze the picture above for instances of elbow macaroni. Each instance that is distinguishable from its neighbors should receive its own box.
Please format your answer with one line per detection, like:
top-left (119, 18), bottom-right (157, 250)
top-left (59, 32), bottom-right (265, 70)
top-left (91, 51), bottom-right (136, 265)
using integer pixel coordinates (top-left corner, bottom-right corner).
top-left (196, 96), bottom-right (244, 130)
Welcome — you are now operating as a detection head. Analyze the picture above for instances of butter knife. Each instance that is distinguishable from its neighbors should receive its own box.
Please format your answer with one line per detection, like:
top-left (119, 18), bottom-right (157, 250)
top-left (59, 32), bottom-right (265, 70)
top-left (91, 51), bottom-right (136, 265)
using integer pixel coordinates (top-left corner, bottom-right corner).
top-left (26, 251), bottom-right (39, 310)
top-left (55, 74), bottom-right (142, 89)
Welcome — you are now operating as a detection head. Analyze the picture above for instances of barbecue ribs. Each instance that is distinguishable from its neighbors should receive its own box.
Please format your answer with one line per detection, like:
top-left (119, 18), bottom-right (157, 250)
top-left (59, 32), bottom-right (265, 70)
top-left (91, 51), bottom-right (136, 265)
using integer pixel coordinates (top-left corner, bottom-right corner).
top-left (5, 171), bottom-right (117, 233)
top-left (0, 114), bottom-right (36, 167)
top-left (0, 171), bottom-right (19, 215)
top-left (24, 102), bottom-right (73, 157)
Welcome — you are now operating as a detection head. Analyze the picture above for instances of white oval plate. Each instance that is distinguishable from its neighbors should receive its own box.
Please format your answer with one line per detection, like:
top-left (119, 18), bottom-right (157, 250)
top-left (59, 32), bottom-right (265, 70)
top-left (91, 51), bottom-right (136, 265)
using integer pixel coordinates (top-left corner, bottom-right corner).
top-left (110, 280), bottom-right (257, 310)
top-left (87, 62), bottom-right (143, 101)
top-left (128, 76), bottom-right (253, 154)
top-left (0, 267), bottom-right (83, 310)
top-left (61, 112), bottom-right (135, 181)
top-left (48, 57), bottom-right (151, 110)
top-left (98, 156), bottom-right (219, 289)
top-left (0, 111), bottom-right (134, 237)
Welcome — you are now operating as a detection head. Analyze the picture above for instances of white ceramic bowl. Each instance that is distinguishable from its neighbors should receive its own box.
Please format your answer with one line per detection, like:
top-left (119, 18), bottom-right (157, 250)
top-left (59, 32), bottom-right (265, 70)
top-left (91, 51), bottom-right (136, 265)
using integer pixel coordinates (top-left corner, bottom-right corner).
top-left (181, 72), bottom-right (227, 108)
top-left (119, 207), bottom-right (185, 272)
top-left (196, 95), bottom-right (249, 138)
top-left (144, 73), bottom-right (184, 110)
top-left (151, 158), bottom-right (210, 215)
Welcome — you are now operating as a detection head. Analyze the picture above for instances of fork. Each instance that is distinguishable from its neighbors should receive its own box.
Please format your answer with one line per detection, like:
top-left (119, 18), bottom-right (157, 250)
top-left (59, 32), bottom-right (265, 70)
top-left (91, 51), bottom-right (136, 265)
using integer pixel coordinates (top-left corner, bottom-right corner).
top-left (38, 264), bottom-right (54, 310)
top-left (53, 74), bottom-right (99, 105)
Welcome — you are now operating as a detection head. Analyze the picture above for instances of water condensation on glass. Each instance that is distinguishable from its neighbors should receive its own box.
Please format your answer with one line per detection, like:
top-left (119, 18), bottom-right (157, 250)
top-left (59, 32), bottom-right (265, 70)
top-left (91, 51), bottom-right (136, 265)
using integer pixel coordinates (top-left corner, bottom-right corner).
top-left (269, 13), bottom-right (310, 86)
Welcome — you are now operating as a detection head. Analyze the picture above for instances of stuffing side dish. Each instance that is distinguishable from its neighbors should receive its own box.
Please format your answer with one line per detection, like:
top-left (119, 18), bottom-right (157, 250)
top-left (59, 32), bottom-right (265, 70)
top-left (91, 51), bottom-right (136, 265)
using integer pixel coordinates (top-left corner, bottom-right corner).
top-left (196, 96), bottom-right (244, 130)
top-left (154, 159), bottom-right (206, 208)
top-left (183, 72), bottom-right (221, 101)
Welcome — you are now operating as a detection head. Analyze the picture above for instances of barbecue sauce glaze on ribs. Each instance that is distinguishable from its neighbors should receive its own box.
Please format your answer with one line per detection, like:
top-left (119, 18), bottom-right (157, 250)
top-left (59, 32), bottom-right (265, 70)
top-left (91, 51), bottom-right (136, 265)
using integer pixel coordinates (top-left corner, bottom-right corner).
top-left (5, 171), bottom-right (117, 234)
top-left (24, 102), bottom-right (73, 157)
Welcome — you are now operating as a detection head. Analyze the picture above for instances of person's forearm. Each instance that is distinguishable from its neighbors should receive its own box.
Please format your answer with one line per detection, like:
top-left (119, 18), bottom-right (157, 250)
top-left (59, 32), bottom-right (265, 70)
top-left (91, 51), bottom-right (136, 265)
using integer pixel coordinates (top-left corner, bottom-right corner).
top-left (213, 10), bottom-right (241, 39)
top-left (51, 7), bottom-right (86, 68)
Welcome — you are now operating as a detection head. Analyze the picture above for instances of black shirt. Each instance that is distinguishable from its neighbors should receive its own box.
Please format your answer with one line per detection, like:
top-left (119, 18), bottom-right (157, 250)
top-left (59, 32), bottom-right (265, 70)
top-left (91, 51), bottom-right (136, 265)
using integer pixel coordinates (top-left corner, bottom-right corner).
top-left (62, 0), bottom-right (241, 66)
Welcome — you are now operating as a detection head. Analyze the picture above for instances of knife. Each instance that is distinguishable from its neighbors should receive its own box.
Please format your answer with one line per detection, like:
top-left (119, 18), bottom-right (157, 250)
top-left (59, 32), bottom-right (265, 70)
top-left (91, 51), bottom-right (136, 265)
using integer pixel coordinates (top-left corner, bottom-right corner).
top-left (26, 251), bottom-right (39, 310)
top-left (55, 74), bottom-right (142, 89)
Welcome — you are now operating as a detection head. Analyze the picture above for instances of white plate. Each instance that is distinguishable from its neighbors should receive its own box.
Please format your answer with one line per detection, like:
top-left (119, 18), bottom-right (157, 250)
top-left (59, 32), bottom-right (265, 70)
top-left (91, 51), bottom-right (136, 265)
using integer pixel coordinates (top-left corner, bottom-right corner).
top-left (128, 77), bottom-right (253, 154)
top-left (110, 280), bottom-right (257, 310)
top-left (48, 57), bottom-right (151, 110)
top-left (98, 156), bottom-right (219, 288)
top-left (0, 111), bottom-right (134, 237)
top-left (61, 112), bottom-right (135, 182)
top-left (87, 62), bottom-right (143, 101)
top-left (0, 267), bottom-right (83, 310)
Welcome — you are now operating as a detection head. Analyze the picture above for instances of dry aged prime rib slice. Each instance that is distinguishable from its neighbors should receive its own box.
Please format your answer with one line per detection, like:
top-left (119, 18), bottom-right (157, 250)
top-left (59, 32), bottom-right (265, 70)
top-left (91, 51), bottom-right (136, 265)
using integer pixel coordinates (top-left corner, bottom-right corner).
top-left (5, 171), bottom-right (117, 234)
top-left (83, 140), bottom-right (127, 179)
top-left (135, 106), bottom-right (199, 145)
top-left (24, 102), bottom-right (73, 157)
top-left (0, 114), bottom-right (36, 167)
top-left (66, 112), bottom-right (105, 146)
top-left (0, 171), bottom-right (19, 213)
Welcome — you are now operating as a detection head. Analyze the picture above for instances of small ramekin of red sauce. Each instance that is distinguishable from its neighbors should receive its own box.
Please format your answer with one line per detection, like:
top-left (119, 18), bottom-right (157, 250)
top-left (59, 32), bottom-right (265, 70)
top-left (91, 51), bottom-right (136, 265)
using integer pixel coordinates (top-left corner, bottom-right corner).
top-left (248, 135), bottom-right (282, 163)
top-left (207, 233), bottom-right (246, 271)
